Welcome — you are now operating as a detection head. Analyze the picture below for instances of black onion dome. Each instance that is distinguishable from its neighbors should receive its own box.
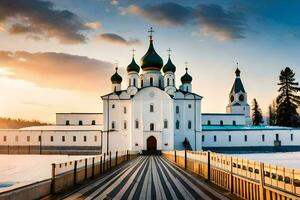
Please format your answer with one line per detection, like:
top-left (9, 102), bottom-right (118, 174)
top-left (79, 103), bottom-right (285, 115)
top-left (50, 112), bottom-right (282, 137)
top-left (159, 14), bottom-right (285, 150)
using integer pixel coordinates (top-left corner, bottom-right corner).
top-left (181, 68), bottom-right (192, 84)
top-left (140, 39), bottom-right (163, 71)
top-left (163, 57), bottom-right (176, 73)
top-left (111, 67), bottom-right (122, 84)
top-left (127, 57), bottom-right (140, 73)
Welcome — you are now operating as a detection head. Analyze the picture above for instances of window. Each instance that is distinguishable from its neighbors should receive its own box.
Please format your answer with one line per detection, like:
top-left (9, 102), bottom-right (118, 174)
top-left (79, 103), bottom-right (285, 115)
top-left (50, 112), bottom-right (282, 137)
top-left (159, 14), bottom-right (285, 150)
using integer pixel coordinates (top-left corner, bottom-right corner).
top-left (50, 136), bottom-right (53, 142)
top-left (173, 79), bottom-right (175, 85)
top-left (62, 136), bottom-right (65, 142)
top-left (27, 136), bottom-right (30, 142)
top-left (176, 106), bottom-right (179, 114)
top-left (220, 120), bottom-right (223, 126)
top-left (207, 120), bottom-right (211, 125)
top-left (150, 77), bottom-right (153, 86)
top-left (114, 86), bottom-right (116, 91)
top-left (233, 121), bottom-right (236, 126)
top-left (112, 121), bottom-right (115, 129)
top-left (66, 120), bottom-right (70, 125)
top-left (202, 135), bottom-right (205, 142)
top-left (124, 107), bottom-right (127, 114)
top-left (228, 135), bottom-right (231, 142)
top-left (15, 136), bottom-right (18, 142)
top-left (276, 134), bottom-right (279, 141)
top-left (84, 136), bottom-right (87, 142)
top-left (167, 78), bottom-right (170, 86)
top-left (38, 136), bottom-right (41, 142)
top-left (214, 135), bottom-right (217, 142)
top-left (124, 121), bottom-right (127, 129)
top-left (3, 136), bottom-right (7, 142)
top-left (73, 136), bottom-right (76, 142)
top-left (164, 120), bottom-right (168, 129)
top-left (150, 104), bottom-right (154, 112)
top-left (141, 80), bottom-right (143, 87)
top-left (135, 120), bottom-right (139, 129)
top-left (79, 120), bottom-right (83, 125)
top-left (129, 79), bottom-right (131, 86)
top-left (133, 78), bottom-right (136, 86)
top-left (188, 104), bottom-right (192, 108)
top-left (92, 120), bottom-right (96, 125)
top-left (150, 123), bottom-right (154, 131)
top-left (188, 121), bottom-right (192, 129)
top-left (94, 135), bottom-right (97, 142)
top-left (176, 120), bottom-right (180, 129)
top-left (159, 79), bottom-right (161, 87)
top-left (244, 135), bottom-right (247, 142)
top-left (112, 104), bottom-right (115, 109)
top-left (262, 134), bottom-right (265, 142)
top-left (291, 134), bottom-right (294, 141)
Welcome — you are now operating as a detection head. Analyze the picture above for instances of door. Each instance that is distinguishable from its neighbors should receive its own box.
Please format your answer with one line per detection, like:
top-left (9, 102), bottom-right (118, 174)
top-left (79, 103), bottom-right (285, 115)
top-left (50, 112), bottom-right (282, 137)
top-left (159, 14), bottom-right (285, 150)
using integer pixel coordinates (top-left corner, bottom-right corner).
top-left (147, 136), bottom-right (157, 155)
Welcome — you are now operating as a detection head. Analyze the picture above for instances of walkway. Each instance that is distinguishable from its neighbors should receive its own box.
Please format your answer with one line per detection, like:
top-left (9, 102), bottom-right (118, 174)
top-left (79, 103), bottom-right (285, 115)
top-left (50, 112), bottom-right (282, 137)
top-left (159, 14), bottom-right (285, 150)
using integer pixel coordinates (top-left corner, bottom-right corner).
top-left (60, 156), bottom-right (228, 200)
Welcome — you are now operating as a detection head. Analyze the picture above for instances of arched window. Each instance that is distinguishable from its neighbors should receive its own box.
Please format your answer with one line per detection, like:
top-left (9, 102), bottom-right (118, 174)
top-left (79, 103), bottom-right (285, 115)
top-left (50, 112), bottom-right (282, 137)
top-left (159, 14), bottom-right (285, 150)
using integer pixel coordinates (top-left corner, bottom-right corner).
top-left (135, 120), bottom-right (139, 129)
top-left (112, 121), bottom-right (115, 129)
top-left (233, 120), bottom-right (236, 126)
top-left (173, 79), bottom-right (175, 85)
top-left (150, 77), bottom-right (153, 86)
top-left (176, 120), bottom-right (180, 129)
top-left (176, 106), bottom-right (179, 114)
top-left (92, 120), bottom-right (96, 125)
top-left (159, 79), bottom-right (161, 87)
top-left (73, 136), bottom-right (76, 142)
top-left (220, 120), bottom-right (223, 126)
top-left (141, 80), bottom-right (143, 87)
top-left (150, 104), bottom-right (154, 112)
top-left (150, 123), bottom-right (155, 131)
top-left (167, 78), bottom-right (170, 86)
top-left (188, 120), bottom-right (192, 129)
top-left (124, 121), bottom-right (127, 129)
top-left (129, 79), bottom-right (131, 86)
top-left (124, 107), bottom-right (127, 114)
top-left (133, 78), bottom-right (136, 86)
top-left (114, 86), bottom-right (116, 91)
top-left (164, 120), bottom-right (168, 129)
top-left (79, 120), bottom-right (83, 125)
top-left (207, 120), bottom-right (211, 125)
top-left (66, 120), bottom-right (70, 125)
top-left (112, 104), bottom-right (115, 109)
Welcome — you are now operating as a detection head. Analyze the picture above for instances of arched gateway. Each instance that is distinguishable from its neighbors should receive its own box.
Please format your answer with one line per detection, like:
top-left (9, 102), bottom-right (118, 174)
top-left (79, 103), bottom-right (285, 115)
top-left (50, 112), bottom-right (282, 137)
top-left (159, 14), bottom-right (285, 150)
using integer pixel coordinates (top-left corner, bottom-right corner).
top-left (147, 136), bottom-right (157, 154)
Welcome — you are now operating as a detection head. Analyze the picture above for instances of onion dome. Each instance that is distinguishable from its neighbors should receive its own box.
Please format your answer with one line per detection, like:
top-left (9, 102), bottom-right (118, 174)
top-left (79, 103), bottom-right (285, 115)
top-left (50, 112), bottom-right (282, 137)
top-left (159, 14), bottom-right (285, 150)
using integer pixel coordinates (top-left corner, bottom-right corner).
top-left (140, 38), bottom-right (163, 71)
top-left (127, 57), bottom-right (140, 73)
top-left (111, 67), bottom-right (122, 84)
top-left (163, 57), bottom-right (176, 73)
top-left (181, 68), bottom-right (192, 84)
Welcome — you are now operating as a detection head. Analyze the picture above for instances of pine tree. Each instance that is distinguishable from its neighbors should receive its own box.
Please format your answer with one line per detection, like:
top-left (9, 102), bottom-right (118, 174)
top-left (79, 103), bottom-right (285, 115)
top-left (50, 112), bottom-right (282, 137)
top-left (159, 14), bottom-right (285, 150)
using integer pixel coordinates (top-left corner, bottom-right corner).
top-left (252, 98), bottom-right (263, 126)
top-left (268, 100), bottom-right (277, 125)
top-left (276, 67), bottom-right (300, 127)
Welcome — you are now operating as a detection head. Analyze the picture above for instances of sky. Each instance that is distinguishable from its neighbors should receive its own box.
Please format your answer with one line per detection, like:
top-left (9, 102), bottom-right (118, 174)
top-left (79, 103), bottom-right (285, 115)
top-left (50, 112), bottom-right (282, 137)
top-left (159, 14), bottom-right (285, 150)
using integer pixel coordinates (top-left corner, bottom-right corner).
top-left (1, 0), bottom-right (300, 123)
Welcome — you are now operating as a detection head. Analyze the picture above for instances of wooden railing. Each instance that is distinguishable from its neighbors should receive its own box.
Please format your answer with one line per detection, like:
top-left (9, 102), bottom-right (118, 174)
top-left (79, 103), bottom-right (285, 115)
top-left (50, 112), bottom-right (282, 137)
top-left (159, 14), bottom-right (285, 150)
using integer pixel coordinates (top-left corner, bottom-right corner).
top-left (51, 150), bottom-right (139, 193)
top-left (163, 150), bottom-right (300, 200)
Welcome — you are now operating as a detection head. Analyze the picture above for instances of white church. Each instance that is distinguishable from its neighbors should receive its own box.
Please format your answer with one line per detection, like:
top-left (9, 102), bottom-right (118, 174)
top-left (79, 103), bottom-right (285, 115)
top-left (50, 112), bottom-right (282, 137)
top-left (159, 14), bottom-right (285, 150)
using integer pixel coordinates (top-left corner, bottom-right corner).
top-left (0, 29), bottom-right (300, 155)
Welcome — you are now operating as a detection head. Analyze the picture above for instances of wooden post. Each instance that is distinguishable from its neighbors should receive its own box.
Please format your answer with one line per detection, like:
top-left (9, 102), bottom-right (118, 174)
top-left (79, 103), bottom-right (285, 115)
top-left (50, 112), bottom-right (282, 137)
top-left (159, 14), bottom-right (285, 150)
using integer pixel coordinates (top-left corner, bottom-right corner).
top-left (116, 151), bottom-right (118, 166)
top-left (207, 151), bottom-right (211, 181)
top-left (103, 153), bottom-right (106, 171)
top-left (109, 151), bottom-right (112, 169)
top-left (74, 160), bottom-right (78, 185)
top-left (100, 156), bottom-right (103, 173)
top-left (51, 164), bottom-right (55, 194)
top-left (92, 157), bottom-right (95, 177)
top-left (259, 162), bottom-right (266, 200)
top-left (184, 150), bottom-right (187, 170)
top-left (174, 150), bottom-right (177, 163)
top-left (85, 158), bottom-right (88, 180)
top-left (230, 157), bottom-right (234, 194)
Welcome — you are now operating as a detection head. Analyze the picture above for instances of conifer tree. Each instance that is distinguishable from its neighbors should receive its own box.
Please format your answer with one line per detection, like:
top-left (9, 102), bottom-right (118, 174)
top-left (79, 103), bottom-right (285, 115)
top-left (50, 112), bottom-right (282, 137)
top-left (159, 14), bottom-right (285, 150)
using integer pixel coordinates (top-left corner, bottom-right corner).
top-left (268, 100), bottom-right (277, 125)
top-left (252, 98), bottom-right (263, 125)
top-left (276, 67), bottom-right (300, 127)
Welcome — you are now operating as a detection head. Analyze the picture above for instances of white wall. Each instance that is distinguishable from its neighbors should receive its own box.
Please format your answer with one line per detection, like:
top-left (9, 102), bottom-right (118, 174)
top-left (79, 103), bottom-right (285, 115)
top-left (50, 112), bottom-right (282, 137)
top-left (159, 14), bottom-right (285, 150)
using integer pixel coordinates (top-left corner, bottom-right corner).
top-left (202, 114), bottom-right (246, 126)
top-left (56, 113), bottom-right (103, 126)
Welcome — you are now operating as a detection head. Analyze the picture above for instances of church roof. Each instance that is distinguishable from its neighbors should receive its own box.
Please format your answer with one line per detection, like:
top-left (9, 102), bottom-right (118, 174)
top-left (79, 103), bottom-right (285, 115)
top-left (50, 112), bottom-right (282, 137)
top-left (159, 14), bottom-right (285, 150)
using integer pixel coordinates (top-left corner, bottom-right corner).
top-left (163, 57), bottom-right (176, 73)
top-left (111, 67), bottom-right (123, 84)
top-left (127, 57), bottom-right (140, 73)
top-left (230, 68), bottom-right (245, 93)
top-left (181, 68), bottom-right (192, 84)
top-left (140, 38), bottom-right (163, 71)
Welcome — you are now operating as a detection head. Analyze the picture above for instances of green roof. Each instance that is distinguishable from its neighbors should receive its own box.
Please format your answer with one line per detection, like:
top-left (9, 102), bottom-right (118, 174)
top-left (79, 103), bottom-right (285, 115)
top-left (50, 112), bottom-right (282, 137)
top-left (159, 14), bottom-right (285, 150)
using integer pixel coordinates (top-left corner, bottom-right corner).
top-left (163, 57), bottom-right (176, 73)
top-left (111, 68), bottom-right (122, 84)
top-left (230, 68), bottom-right (245, 93)
top-left (127, 57), bottom-right (140, 73)
top-left (181, 68), bottom-right (192, 83)
top-left (140, 39), bottom-right (163, 71)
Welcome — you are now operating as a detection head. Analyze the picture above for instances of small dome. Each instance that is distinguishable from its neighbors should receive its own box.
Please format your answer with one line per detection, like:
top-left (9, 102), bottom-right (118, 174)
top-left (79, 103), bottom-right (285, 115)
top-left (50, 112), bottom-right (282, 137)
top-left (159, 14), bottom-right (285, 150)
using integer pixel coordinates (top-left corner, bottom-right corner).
top-left (163, 57), bottom-right (176, 73)
top-left (127, 57), bottom-right (140, 73)
top-left (111, 67), bottom-right (122, 84)
top-left (141, 39), bottom-right (163, 71)
top-left (181, 68), bottom-right (192, 84)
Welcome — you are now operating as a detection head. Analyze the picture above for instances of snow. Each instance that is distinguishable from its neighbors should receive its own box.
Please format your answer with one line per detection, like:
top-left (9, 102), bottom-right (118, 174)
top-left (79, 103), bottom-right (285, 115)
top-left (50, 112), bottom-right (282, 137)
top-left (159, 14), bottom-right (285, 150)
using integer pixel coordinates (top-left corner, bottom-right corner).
top-left (0, 155), bottom-right (93, 193)
top-left (230, 152), bottom-right (300, 169)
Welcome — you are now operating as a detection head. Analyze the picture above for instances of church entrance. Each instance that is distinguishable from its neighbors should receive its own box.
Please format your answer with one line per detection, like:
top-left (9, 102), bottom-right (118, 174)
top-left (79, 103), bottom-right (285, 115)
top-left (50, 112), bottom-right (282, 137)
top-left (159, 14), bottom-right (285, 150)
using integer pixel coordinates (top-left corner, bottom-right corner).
top-left (147, 136), bottom-right (157, 155)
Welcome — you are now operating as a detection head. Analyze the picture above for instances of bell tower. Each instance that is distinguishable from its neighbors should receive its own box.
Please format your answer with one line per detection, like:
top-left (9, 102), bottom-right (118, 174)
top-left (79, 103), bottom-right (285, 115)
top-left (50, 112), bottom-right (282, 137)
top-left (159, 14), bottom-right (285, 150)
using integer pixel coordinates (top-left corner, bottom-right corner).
top-left (226, 67), bottom-right (250, 124)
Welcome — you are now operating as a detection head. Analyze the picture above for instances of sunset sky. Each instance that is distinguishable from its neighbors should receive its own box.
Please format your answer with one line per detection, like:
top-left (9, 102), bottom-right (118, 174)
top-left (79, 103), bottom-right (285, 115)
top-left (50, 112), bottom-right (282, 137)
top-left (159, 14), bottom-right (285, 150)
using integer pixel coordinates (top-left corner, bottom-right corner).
top-left (1, 0), bottom-right (300, 123)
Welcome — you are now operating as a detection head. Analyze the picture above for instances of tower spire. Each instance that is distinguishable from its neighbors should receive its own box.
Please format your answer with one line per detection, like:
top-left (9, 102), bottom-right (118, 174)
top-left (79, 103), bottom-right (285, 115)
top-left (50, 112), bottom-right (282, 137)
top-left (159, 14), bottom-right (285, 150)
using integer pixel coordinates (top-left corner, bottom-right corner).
top-left (148, 27), bottom-right (154, 40)
top-left (132, 48), bottom-right (136, 58)
top-left (167, 48), bottom-right (172, 58)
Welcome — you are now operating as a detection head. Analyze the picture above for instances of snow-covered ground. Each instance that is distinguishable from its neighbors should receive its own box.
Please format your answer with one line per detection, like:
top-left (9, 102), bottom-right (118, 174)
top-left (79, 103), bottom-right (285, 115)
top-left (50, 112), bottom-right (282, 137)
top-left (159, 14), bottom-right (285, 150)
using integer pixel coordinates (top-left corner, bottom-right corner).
top-left (0, 155), bottom-right (93, 193)
top-left (230, 152), bottom-right (300, 169)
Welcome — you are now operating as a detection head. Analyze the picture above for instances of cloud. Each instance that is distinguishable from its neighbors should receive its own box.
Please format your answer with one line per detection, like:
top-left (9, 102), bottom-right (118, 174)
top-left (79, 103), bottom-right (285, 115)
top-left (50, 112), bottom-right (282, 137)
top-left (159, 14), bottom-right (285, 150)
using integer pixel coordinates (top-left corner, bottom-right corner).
top-left (85, 21), bottom-right (102, 30)
top-left (124, 3), bottom-right (247, 41)
top-left (0, 51), bottom-right (120, 92)
top-left (0, 0), bottom-right (90, 44)
top-left (111, 0), bottom-right (119, 6)
top-left (98, 33), bottom-right (141, 46)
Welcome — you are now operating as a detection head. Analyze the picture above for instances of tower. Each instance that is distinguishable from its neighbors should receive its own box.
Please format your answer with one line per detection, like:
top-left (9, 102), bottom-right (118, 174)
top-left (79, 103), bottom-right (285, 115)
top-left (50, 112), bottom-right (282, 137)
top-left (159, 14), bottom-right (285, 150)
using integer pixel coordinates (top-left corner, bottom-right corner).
top-left (226, 68), bottom-right (250, 124)
top-left (163, 48), bottom-right (176, 95)
top-left (180, 67), bottom-right (193, 92)
top-left (111, 67), bottom-right (122, 92)
top-left (127, 49), bottom-right (140, 95)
